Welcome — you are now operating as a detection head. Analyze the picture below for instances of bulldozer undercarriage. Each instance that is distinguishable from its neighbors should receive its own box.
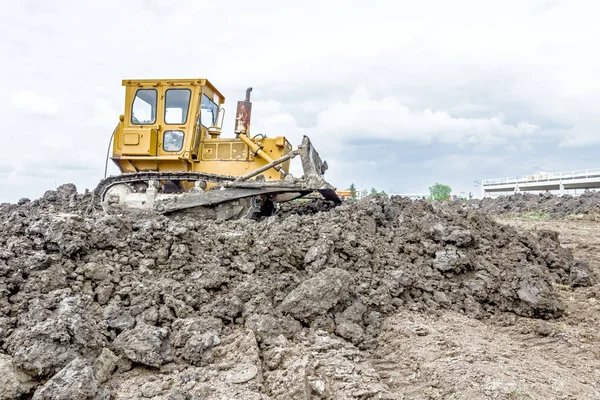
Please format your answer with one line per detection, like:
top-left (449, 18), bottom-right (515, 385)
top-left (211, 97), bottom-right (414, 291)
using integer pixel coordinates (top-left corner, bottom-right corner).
top-left (94, 137), bottom-right (341, 219)
top-left (94, 172), bottom-right (338, 219)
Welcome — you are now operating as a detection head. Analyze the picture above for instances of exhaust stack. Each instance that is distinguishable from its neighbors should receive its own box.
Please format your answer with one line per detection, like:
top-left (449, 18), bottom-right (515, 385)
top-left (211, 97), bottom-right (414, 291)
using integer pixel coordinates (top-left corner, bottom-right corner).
top-left (234, 87), bottom-right (253, 137)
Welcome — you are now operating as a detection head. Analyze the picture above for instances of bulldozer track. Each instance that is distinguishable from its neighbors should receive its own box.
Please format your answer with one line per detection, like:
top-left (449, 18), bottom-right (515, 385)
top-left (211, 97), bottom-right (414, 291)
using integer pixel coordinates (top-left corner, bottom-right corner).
top-left (92, 171), bottom-right (238, 207)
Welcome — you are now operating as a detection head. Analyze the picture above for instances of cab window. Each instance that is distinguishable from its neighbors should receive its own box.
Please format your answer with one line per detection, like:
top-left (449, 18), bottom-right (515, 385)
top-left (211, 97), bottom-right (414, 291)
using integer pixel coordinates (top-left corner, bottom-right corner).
top-left (163, 130), bottom-right (184, 152)
top-left (131, 89), bottom-right (157, 125)
top-left (201, 94), bottom-right (218, 127)
top-left (165, 89), bottom-right (191, 124)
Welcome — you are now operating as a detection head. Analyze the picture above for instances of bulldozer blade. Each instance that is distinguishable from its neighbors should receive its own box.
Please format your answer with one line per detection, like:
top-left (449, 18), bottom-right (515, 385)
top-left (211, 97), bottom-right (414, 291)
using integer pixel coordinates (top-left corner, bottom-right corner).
top-left (155, 177), bottom-right (341, 214)
top-left (318, 188), bottom-right (341, 203)
top-left (300, 135), bottom-right (329, 180)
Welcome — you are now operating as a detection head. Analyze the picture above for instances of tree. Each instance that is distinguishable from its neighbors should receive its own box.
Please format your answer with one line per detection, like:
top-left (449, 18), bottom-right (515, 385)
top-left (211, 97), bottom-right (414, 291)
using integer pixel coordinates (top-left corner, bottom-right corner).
top-left (380, 190), bottom-right (389, 198)
top-left (361, 189), bottom-right (369, 198)
top-left (348, 183), bottom-right (357, 200)
top-left (429, 182), bottom-right (452, 201)
top-left (370, 188), bottom-right (378, 195)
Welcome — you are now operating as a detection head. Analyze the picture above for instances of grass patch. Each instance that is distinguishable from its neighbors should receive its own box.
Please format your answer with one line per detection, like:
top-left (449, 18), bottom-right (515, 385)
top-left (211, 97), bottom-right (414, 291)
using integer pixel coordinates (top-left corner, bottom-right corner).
top-left (521, 211), bottom-right (551, 220)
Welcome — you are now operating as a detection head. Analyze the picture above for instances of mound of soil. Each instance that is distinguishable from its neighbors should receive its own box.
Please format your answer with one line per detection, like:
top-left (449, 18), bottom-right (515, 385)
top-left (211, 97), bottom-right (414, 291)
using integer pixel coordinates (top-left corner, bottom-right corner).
top-left (459, 191), bottom-right (600, 217)
top-left (0, 185), bottom-right (592, 399)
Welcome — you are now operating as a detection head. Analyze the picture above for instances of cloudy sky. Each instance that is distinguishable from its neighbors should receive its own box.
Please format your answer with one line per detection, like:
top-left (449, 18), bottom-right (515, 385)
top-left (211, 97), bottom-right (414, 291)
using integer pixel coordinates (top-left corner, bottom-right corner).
top-left (1, 0), bottom-right (599, 202)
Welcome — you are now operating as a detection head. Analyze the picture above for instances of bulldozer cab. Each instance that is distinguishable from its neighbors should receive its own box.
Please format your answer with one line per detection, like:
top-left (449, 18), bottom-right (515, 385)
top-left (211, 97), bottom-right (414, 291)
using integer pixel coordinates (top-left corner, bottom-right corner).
top-left (116, 79), bottom-right (224, 165)
top-left (112, 79), bottom-right (296, 181)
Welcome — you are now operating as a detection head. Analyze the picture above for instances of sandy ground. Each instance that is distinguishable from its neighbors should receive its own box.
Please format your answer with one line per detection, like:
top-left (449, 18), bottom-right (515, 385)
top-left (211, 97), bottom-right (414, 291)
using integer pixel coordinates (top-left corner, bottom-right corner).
top-left (372, 217), bottom-right (600, 400)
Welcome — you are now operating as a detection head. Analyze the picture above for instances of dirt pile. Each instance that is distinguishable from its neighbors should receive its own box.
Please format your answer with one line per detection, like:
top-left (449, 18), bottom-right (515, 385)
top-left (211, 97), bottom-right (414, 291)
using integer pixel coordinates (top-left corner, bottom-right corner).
top-left (457, 191), bottom-right (600, 216)
top-left (0, 186), bottom-right (592, 399)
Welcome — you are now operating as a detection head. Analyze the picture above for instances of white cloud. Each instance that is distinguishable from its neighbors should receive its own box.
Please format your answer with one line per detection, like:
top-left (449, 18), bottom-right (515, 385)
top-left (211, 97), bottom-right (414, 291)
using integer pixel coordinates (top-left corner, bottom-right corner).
top-left (558, 123), bottom-right (600, 148)
top-left (89, 98), bottom-right (120, 128)
top-left (9, 90), bottom-right (59, 117)
top-left (251, 87), bottom-right (540, 149)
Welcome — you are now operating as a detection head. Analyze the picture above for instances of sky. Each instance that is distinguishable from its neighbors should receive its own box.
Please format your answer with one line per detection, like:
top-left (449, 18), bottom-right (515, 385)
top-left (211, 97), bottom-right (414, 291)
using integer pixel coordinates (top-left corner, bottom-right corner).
top-left (1, 0), bottom-right (600, 202)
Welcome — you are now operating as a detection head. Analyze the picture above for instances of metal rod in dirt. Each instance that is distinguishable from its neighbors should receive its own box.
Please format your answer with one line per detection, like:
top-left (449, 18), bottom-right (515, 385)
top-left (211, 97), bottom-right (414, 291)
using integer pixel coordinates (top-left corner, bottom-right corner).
top-left (234, 150), bottom-right (299, 182)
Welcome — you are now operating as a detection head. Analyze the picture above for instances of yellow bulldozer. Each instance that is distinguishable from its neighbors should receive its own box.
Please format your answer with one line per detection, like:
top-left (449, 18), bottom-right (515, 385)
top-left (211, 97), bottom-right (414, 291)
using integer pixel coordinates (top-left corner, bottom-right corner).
top-left (94, 78), bottom-right (340, 218)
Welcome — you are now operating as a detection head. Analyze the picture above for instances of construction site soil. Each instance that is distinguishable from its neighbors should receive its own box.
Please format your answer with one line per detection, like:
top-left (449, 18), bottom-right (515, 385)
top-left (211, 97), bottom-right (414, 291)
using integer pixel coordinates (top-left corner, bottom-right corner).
top-left (0, 185), bottom-right (598, 399)
top-left (459, 191), bottom-right (600, 217)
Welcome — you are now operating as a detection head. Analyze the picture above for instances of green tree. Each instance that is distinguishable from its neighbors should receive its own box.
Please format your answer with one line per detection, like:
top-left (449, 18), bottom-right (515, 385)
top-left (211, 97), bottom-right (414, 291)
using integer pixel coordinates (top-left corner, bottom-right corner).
top-left (348, 183), bottom-right (357, 200)
top-left (370, 188), bottom-right (378, 195)
top-left (380, 190), bottom-right (389, 198)
top-left (361, 189), bottom-right (368, 198)
top-left (429, 182), bottom-right (452, 201)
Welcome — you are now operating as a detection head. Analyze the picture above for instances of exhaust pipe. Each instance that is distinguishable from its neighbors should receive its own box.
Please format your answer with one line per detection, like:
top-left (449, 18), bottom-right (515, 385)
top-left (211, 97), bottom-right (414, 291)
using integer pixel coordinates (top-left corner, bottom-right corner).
top-left (235, 87), bottom-right (253, 136)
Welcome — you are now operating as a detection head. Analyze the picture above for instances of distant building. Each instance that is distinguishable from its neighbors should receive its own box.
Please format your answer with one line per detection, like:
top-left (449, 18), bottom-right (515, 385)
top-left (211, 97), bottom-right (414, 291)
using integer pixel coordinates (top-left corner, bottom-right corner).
top-left (482, 168), bottom-right (600, 197)
top-left (336, 189), bottom-right (357, 200)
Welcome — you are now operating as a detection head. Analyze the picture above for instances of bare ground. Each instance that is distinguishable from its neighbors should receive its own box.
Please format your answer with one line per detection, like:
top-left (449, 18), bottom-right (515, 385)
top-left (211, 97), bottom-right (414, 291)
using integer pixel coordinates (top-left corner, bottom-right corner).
top-left (372, 217), bottom-right (600, 399)
top-left (3, 189), bottom-right (600, 399)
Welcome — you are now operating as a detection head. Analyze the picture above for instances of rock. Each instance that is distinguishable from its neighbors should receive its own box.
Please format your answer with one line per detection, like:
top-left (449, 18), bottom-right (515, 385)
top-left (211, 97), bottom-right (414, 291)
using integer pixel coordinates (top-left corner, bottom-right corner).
top-left (32, 358), bottom-right (98, 400)
top-left (56, 183), bottom-right (78, 200)
top-left (95, 282), bottom-right (114, 305)
top-left (570, 260), bottom-right (594, 287)
top-left (171, 317), bottom-right (223, 348)
top-left (263, 347), bottom-right (310, 399)
top-left (116, 357), bottom-right (133, 373)
top-left (339, 301), bottom-right (367, 324)
top-left (245, 314), bottom-right (303, 342)
top-left (433, 248), bottom-right (460, 272)
top-left (83, 262), bottom-right (111, 282)
top-left (7, 295), bottom-right (104, 376)
top-left (182, 332), bottom-right (221, 366)
top-left (141, 380), bottom-right (168, 398)
top-left (103, 305), bottom-right (136, 331)
top-left (310, 379), bottom-right (327, 398)
top-left (0, 354), bottom-right (36, 400)
top-left (279, 268), bottom-right (354, 323)
top-left (164, 295), bottom-right (193, 319)
top-left (443, 229), bottom-right (474, 247)
top-left (93, 348), bottom-right (119, 383)
top-left (112, 324), bottom-right (172, 367)
top-left (335, 321), bottom-right (365, 344)
top-left (210, 295), bottom-right (244, 321)
top-left (226, 363), bottom-right (259, 383)
top-left (533, 321), bottom-right (553, 337)
top-left (304, 239), bottom-right (333, 273)
top-left (42, 190), bottom-right (58, 202)
top-left (517, 282), bottom-right (543, 307)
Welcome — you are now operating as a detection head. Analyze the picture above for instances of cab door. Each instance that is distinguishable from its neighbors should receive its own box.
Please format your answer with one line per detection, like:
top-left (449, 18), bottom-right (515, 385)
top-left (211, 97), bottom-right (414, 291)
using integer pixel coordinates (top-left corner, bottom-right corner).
top-left (122, 87), bottom-right (160, 156)
top-left (156, 86), bottom-right (194, 157)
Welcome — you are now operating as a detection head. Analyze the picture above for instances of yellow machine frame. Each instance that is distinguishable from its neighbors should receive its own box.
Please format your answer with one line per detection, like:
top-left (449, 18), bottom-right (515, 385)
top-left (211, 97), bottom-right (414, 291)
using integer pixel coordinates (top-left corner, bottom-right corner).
top-left (111, 79), bottom-right (292, 186)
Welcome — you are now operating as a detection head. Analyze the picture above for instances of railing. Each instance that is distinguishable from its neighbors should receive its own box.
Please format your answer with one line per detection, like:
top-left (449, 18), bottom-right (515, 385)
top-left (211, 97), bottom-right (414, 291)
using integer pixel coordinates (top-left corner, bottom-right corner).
top-left (482, 168), bottom-right (600, 186)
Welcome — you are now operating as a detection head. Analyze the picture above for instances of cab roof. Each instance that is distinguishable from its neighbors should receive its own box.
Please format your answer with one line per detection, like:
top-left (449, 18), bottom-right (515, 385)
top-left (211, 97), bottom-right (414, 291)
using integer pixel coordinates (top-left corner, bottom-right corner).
top-left (121, 78), bottom-right (224, 102)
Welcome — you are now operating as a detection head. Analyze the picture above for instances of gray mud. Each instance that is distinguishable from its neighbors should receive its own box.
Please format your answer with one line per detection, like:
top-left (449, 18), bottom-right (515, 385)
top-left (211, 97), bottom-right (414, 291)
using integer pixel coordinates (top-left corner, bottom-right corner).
top-left (455, 190), bottom-right (600, 217)
top-left (0, 184), bottom-right (592, 399)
